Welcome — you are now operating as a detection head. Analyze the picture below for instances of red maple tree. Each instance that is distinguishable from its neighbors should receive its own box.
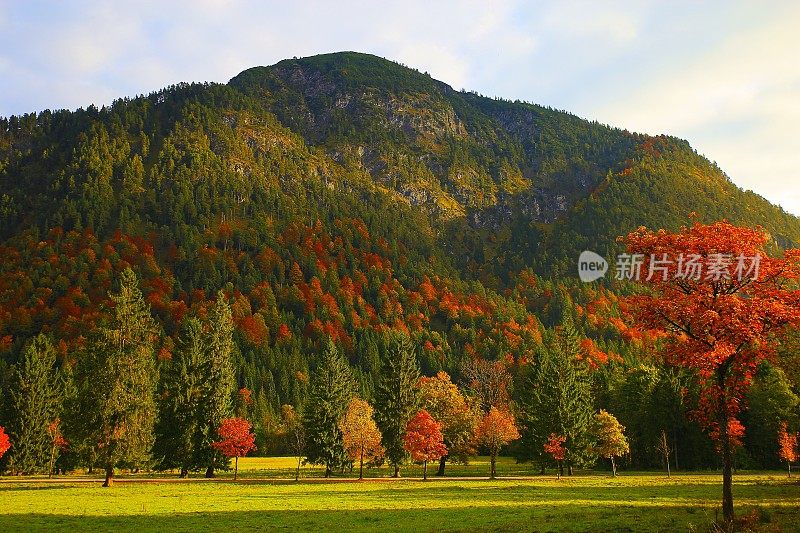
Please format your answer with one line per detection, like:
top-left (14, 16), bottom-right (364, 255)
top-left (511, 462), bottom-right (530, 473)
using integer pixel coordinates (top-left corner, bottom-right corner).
top-left (624, 220), bottom-right (800, 523)
top-left (403, 410), bottom-right (448, 480)
top-left (778, 422), bottom-right (798, 478)
top-left (0, 426), bottom-right (10, 460)
top-left (212, 417), bottom-right (257, 480)
top-left (543, 433), bottom-right (566, 479)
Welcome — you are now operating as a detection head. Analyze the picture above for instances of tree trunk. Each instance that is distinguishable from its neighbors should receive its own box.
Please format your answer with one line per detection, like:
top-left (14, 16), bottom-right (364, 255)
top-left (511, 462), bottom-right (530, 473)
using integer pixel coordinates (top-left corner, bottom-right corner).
top-left (789, 462), bottom-right (792, 479)
top-left (180, 468), bottom-right (188, 478)
top-left (611, 456), bottom-right (617, 477)
top-left (49, 446), bottom-right (55, 479)
top-left (558, 461), bottom-right (564, 479)
top-left (296, 456), bottom-right (301, 481)
top-left (423, 460), bottom-right (428, 480)
top-left (205, 466), bottom-right (215, 478)
top-left (437, 456), bottom-right (447, 476)
top-left (718, 376), bottom-right (734, 525)
top-left (393, 464), bottom-right (400, 478)
top-left (490, 450), bottom-right (497, 479)
top-left (234, 457), bottom-right (239, 480)
top-left (666, 454), bottom-right (671, 478)
top-left (568, 463), bottom-right (573, 476)
top-left (325, 465), bottom-right (331, 478)
top-left (359, 450), bottom-right (364, 480)
top-left (102, 465), bottom-right (114, 487)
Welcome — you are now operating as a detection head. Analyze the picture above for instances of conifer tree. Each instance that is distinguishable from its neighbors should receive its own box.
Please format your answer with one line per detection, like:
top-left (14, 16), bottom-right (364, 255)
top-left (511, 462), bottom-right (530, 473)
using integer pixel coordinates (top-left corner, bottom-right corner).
top-left (78, 268), bottom-right (159, 487)
top-left (200, 291), bottom-right (235, 478)
top-left (7, 335), bottom-right (62, 474)
top-left (517, 320), bottom-right (594, 476)
top-left (303, 337), bottom-right (353, 476)
top-left (154, 317), bottom-right (207, 476)
top-left (374, 332), bottom-right (419, 477)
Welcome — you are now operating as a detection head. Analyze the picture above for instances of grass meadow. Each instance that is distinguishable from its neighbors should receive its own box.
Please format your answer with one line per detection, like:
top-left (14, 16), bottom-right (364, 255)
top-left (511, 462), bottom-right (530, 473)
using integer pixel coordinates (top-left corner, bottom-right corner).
top-left (1, 457), bottom-right (798, 532)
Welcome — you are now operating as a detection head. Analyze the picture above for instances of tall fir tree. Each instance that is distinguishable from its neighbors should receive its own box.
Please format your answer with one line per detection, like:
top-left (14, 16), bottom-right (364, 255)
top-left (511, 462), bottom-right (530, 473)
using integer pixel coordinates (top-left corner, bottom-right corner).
top-left (200, 291), bottom-right (236, 477)
top-left (303, 337), bottom-right (353, 477)
top-left (7, 334), bottom-right (62, 474)
top-left (154, 317), bottom-right (208, 476)
top-left (517, 320), bottom-right (594, 475)
top-left (374, 332), bottom-right (420, 477)
top-left (78, 268), bottom-right (159, 486)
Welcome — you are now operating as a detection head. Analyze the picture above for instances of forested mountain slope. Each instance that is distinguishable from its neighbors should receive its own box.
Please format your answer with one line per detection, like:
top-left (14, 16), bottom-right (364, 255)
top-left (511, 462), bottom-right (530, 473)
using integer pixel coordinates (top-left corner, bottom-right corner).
top-left (1, 52), bottom-right (797, 468)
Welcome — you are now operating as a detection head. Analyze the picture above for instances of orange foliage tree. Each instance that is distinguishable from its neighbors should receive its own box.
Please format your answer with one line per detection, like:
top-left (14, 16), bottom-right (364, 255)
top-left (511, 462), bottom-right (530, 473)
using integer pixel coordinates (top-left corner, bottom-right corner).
top-left (543, 434), bottom-right (566, 479)
top-left (778, 422), bottom-right (798, 478)
top-left (476, 407), bottom-right (520, 479)
top-left (624, 220), bottom-right (800, 522)
top-left (339, 398), bottom-right (384, 479)
top-left (211, 417), bottom-right (257, 480)
top-left (403, 410), bottom-right (447, 480)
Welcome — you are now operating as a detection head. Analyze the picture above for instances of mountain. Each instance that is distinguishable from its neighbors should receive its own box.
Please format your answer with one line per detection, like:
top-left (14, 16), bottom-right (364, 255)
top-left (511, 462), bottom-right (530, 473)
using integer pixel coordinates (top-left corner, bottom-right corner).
top-left (0, 52), bottom-right (798, 463)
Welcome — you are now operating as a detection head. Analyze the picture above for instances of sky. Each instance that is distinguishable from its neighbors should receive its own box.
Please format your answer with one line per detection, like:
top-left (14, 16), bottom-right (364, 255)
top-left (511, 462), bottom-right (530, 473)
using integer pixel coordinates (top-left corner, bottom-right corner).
top-left (1, 0), bottom-right (798, 214)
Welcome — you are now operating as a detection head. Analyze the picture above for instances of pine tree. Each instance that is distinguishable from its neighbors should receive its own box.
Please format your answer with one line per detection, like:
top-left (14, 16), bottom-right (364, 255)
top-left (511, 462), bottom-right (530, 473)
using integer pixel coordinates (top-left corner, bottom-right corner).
top-left (78, 268), bottom-right (159, 487)
top-left (154, 317), bottom-right (208, 476)
top-left (374, 332), bottom-right (419, 477)
top-left (200, 291), bottom-right (235, 478)
top-left (517, 320), bottom-right (594, 476)
top-left (7, 334), bottom-right (62, 474)
top-left (303, 338), bottom-right (353, 477)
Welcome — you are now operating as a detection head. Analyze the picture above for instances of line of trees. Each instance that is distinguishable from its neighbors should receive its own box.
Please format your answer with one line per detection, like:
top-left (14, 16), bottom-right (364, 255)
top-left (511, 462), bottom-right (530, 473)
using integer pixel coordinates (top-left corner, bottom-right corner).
top-left (0, 261), bottom-right (798, 495)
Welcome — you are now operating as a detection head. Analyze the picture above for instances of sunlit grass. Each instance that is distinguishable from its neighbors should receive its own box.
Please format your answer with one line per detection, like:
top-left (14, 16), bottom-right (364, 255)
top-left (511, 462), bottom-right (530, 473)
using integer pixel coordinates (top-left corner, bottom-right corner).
top-left (1, 462), bottom-right (798, 531)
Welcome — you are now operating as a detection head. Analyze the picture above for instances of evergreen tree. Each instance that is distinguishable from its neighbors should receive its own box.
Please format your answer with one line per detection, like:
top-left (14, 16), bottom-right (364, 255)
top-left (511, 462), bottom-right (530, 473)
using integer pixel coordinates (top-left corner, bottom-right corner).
top-left (77, 268), bottom-right (158, 486)
top-left (374, 332), bottom-right (419, 477)
top-left (154, 317), bottom-right (208, 476)
top-left (199, 292), bottom-right (235, 477)
top-left (7, 335), bottom-right (62, 474)
top-left (517, 320), bottom-right (594, 475)
top-left (303, 337), bottom-right (353, 477)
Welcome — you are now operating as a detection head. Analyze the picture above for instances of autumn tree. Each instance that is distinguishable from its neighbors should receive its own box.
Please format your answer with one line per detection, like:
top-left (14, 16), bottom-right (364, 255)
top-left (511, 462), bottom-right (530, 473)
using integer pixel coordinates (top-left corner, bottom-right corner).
top-left (624, 220), bottom-right (800, 522)
top-left (543, 434), bottom-right (566, 479)
top-left (418, 371), bottom-right (479, 476)
top-left (375, 332), bottom-right (419, 477)
top-left (592, 410), bottom-right (629, 476)
top-left (303, 338), bottom-right (353, 477)
top-left (403, 409), bottom-right (447, 480)
top-left (778, 422), bottom-right (798, 478)
top-left (339, 398), bottom-right (384, 479)
top-left (461, 358), bottom-right (512, 413)
top-left (77, 268), bottom-right (159, 487)
top-left (212, 417), bottom-right (256, 480)
top-left (7, 334), bottom-right (63, 474)
top-left (47, 419), bottom-right (68, 477)
top-left (280, 404), bottom-right (306, 481)
top-left (656, 430), bottom-right (672, 477)
top-left (0, 426), bottom-right (10, 461)
top-left (476, 407), bottom-right (520, 479)
top-left (200, 292), bottom-right (236, 478)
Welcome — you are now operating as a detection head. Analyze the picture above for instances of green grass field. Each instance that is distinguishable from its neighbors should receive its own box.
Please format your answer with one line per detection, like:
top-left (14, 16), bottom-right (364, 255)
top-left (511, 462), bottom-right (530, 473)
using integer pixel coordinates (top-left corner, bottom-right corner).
top-left (1, 458), bottom-right (798, 532)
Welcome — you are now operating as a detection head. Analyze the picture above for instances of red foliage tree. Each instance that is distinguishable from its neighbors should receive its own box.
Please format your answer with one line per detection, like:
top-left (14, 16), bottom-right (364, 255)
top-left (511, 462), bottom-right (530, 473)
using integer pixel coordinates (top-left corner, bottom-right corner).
top-left (0, 426), bottom-right (10, 460)
top-left (543, 433), bottom-right (566, 479)
top-left (624, 220), bottom-right (800, 523)
top-left (403, 410), bottom-right (448, 480)
top-left (778, 422), bottom-right (798, 478)
top-left (211, 417), bottom-right (257, 480)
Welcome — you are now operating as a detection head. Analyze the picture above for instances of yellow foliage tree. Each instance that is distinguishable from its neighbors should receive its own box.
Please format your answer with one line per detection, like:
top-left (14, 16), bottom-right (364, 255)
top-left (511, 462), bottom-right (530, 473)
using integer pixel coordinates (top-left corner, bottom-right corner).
top-left (339, 398), bottom-right (384, 479)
